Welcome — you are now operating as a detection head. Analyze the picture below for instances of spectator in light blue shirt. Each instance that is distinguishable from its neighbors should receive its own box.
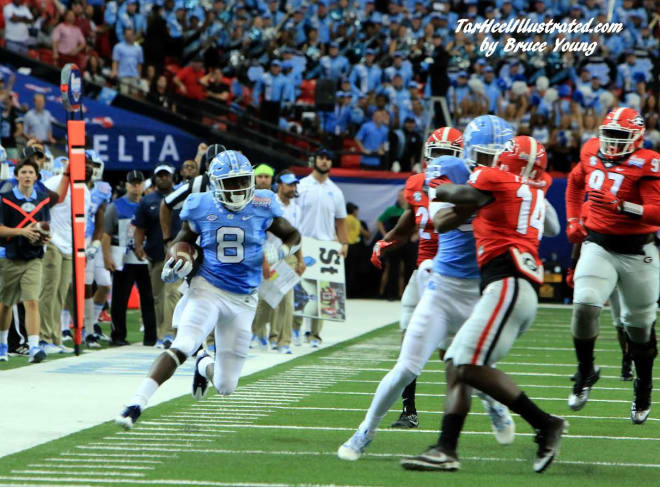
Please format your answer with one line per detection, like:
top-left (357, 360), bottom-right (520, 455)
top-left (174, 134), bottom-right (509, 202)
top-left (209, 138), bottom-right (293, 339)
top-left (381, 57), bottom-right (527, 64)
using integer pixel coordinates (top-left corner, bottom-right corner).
top-left (318, 43), bottom-right (350, 81)
top-left (383, 52), bottom-right (412, 86)
top-left (348, 49), bottom-right (382, 95)
top-left (112, 27), bottom-right (144, 96)
top-left (356, 110), bottom-right (389, 168)
top-left (115, 0), bottom-right (146, 42)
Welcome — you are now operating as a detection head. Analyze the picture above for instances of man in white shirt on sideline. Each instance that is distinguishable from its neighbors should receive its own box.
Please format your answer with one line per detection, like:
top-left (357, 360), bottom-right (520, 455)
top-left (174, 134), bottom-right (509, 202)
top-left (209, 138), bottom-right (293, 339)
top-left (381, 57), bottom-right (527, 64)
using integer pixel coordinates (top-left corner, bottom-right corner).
top-left (38, 155), bottom-right (92, 353)
top-left (295, 148), bottom-right (349, 347)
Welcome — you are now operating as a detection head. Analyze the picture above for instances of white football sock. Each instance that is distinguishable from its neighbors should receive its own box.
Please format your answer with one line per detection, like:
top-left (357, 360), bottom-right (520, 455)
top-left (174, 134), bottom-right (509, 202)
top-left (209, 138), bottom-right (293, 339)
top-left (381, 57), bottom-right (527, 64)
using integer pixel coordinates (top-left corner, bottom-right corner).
top-left (84, 298), bottom-right (95, 334)
top-left (61, 309), bottom-right (71, 332)
top-left (198, 356), bottom-right (214, 380)
top-left (361, 364), bottom-right (417, 434)
top-left (0, 330), bottom-right (8, 345)
top-left (28, 335), bottom-right (39, 349)
top-left (129, 378), bottom-right (159, 410)
top-left (93, 302), bottom-right (104, 323)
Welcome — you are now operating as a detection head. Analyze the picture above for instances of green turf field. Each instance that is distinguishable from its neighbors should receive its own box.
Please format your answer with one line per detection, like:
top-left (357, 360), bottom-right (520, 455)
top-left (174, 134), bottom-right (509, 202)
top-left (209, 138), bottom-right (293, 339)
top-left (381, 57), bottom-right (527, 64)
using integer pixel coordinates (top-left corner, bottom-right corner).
top-left (0, 307), bottom-right (658, 487)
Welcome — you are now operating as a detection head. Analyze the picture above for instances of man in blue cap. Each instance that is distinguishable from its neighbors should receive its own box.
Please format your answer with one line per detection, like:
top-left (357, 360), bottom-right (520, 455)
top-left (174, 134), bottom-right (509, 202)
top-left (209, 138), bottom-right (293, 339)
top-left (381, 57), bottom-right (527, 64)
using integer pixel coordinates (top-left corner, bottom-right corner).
top-left (319, 42), bottom-right (350, 81)
top-left (384, 52), bottom-right (412, 86)
top-left (349, 48), bottom-right (382, 95)
top-left (257, 170), bottom-right (306, 354)
top-left (253, 59), bottom-right (291, 130)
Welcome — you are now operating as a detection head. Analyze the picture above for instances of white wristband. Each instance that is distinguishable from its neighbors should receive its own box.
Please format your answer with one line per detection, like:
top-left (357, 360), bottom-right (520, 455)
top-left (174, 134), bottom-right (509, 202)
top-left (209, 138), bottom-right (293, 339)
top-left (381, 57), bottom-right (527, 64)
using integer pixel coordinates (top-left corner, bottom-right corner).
top-left (622, 201), bottom-right (643, 218)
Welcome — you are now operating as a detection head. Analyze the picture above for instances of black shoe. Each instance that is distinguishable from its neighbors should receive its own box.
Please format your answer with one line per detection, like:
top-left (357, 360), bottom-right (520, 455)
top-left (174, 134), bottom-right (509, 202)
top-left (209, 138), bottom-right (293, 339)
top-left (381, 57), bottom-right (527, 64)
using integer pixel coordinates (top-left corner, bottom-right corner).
top-left (621, 356), bottom-right (634, 381)
top-left (115, 405), bottom-right (142, 430)
top-left (391, 412), bottom-right (419, 428)
top-left (85, 334), bottom-right (101, 349)
top-left (93, 324), bottom-right (110, 342)
top-left (533, 416), bottom-right (567, 473)
top-left (192, 352), bottom-right (210, 400)
top-left (568, 366), bottom-right (600, 411)
top-left (13, 344), bottom-right (30, 356)
top-left (631, 378), bottom-right (652, 424)
top-left (400, 445), bottom-right (460, 471)
top-left (109, 338), bottom-right (130, 347)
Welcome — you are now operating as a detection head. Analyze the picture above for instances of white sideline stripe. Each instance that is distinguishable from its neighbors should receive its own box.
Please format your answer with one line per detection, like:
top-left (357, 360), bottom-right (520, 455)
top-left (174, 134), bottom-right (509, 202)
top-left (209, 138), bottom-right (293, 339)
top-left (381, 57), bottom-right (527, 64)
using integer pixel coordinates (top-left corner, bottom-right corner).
top-left (46, 458), bottom-right (164, 464)
top-left (60, 453), bottom-right (174, 459)
top-left (0, 478), bottom-right (378, 487)
top-left (137, 422), bottom-right (660, 441)
top-left (333, 366), bottom-right (626, 379)
top-left (337, 379), bottom-right (637, 392)
top-left (28, 450), bottom-right (660, 470)
top-left (11, 471), bottom-right (144, 478)
top-left (29, 465), bottom-right (154, 471)
top-left (319, 357), bottom-right (622, 369)
top-left (289, 406), bottom-right (660, 422)
top-left (186, 410), bottom-right (271, 416)
top-left (115, 431), bottom-right (221, 438)
top-left (308, 391), bottom-right (634, 403)
top-left (99, 437), bottom-right (215, 443)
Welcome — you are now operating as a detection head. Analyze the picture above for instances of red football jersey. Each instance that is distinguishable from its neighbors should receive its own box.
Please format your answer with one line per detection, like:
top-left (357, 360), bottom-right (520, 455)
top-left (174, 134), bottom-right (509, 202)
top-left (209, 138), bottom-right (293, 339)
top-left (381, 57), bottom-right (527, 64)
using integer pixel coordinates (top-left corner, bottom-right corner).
top-left (404, 173), bottom-right (439, 266)
top-left (568, 138), bottom-right (660, 235)
top-left (468, 166), bottom-right (551, 283)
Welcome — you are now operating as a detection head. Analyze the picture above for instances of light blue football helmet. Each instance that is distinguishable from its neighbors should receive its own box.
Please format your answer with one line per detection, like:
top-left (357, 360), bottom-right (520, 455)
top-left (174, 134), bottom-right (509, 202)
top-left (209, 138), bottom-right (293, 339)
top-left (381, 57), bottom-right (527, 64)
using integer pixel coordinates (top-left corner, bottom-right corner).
top-left (208, 150), bottom-right (255, 211)
top-left (53, 156), bottom-right (68, 176)
top-left (85, 149), bottom-right (104, 180)
top-left (425, 155), bottom-right (471, 187)
top-left (463, 115), bottom-right (514, 166)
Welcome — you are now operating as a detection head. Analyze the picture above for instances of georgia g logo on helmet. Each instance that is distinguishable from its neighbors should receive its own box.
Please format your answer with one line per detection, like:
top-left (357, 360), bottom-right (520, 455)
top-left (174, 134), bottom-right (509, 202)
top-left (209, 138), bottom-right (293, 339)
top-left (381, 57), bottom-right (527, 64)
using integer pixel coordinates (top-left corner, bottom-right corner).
top-left (493, 135), bottom-right (547, 181)
top-left (599, 107), bottom-right (646, 160)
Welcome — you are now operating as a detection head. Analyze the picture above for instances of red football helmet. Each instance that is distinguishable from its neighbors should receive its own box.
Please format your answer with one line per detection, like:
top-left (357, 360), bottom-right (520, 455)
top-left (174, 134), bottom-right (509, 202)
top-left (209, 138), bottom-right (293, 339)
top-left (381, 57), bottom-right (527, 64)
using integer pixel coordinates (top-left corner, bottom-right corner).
top-left (424, 127), bottom-right (463, 160)
top-left (493, 136), bottom-right (547, 181)
top-left (599, 107), bottom-right (645, 159)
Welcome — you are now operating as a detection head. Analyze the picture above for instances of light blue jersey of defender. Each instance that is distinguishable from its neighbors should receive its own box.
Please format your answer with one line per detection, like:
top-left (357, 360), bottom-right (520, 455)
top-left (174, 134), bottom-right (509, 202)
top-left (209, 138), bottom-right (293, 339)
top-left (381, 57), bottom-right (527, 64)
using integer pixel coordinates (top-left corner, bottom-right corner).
top-left (86, 181), bottom-right (112, 238)
top-left (429, 156), bottom-right (480, 280)
top-left (180, 189), bottom-right (283, 295)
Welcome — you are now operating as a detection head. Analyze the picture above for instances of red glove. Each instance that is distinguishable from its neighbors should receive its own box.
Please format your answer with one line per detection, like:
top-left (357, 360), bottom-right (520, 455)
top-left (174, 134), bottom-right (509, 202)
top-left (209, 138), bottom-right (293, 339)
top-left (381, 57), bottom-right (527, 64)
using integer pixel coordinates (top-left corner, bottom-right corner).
top-left (566, 218), bottom-right (587, 244)
top-left (589, 189), bottom-right (622, 213)
top-left (371, 240), bottom-right (396, 270)
top-left (566, 268), bottom-right (575, 288)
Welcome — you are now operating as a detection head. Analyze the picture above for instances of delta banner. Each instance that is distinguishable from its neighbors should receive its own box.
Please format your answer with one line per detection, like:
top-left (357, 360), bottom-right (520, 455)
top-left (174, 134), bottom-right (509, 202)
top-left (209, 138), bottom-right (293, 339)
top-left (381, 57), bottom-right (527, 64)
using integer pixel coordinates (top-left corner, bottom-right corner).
top-left (291, 167), bottom-right (571, 267)
top-left (3, 65), bottom-right (199, 169)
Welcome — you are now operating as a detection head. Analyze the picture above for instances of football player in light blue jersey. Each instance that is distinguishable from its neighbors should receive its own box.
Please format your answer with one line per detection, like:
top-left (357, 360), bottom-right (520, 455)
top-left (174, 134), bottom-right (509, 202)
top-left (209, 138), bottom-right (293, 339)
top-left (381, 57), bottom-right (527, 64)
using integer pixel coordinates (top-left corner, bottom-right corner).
top-left (116, 150), bottom-right (301, 430)
top-left (83, 150), bottom-right (113, 347)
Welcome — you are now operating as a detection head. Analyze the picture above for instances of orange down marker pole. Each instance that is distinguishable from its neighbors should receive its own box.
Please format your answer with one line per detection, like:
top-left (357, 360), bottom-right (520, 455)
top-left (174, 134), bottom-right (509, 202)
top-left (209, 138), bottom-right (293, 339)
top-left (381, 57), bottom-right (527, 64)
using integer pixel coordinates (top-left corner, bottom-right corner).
top-left (68, 122), bottom-right (87, 354)
top-left (61, 63), bottom-right (86, 355)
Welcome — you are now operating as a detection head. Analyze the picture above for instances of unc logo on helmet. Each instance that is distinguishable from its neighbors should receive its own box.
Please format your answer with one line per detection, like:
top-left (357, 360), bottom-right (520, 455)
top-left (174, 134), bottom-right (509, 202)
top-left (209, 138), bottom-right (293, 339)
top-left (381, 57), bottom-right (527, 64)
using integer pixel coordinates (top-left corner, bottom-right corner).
top-left (208, 150), bottom-right (255, 212)
top-left (463, 115), bottom-right (514, 166)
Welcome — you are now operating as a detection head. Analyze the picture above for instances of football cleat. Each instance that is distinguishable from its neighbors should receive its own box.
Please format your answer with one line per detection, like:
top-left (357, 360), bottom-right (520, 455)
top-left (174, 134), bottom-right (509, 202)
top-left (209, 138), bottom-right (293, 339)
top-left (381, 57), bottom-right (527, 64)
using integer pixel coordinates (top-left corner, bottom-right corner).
top-left (337, 428), bottom-right (373, 461)
top-left (42, 343), bottom-right (63, 355)
top-left (279, 345), bottom-right (293, 354)
top-left (28, 347), bottom-right (46, 363)
top-left (621, 356), bottom-right (634, 381)
top-left (310, 339), bottom-right (320, 348)
top-left (568, 366), bottom-right (600, 411)
top-left (400, 445), bottom-right (460, 471)
top-left (86, 334), bottom-right (101, 349)
top-left (390, 412), bottom-right (419, 429)
top-left (62, 329), bottom-right (73, 342)
top-left (115, 405), bottom-right (142, 430)
top-left (155, 340), bottom-right (164, 349)
top-left (482, 397), bottom-right (515, 445)
top-left (162, 336), bottom-right (174, 350)
top-left (58, 344), bottom-right (73, 353)
top-left (631, 378), bottom-right (652, 424)
top-left (0, 343), bottom-right (8, 361)
top-left (93, 324), bottom-right (110, 341)
top-left (192, 352), bottom-right (210, 400)
top-left (533, 416), bottom-right (567, 473)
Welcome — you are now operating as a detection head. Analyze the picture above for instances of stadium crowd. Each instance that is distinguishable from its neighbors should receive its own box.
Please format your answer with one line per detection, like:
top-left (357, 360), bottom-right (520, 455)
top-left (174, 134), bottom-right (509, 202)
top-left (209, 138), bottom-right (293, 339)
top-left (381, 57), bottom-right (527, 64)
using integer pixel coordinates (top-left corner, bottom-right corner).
top-left (1, 0), bottom-right (659, 170)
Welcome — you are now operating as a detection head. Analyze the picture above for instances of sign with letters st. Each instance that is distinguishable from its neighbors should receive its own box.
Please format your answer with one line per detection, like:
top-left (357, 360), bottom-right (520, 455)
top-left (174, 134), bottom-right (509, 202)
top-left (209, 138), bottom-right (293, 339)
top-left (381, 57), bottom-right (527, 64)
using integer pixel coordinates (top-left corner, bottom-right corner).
top-left (293, 237), bottom-right (346, 322)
